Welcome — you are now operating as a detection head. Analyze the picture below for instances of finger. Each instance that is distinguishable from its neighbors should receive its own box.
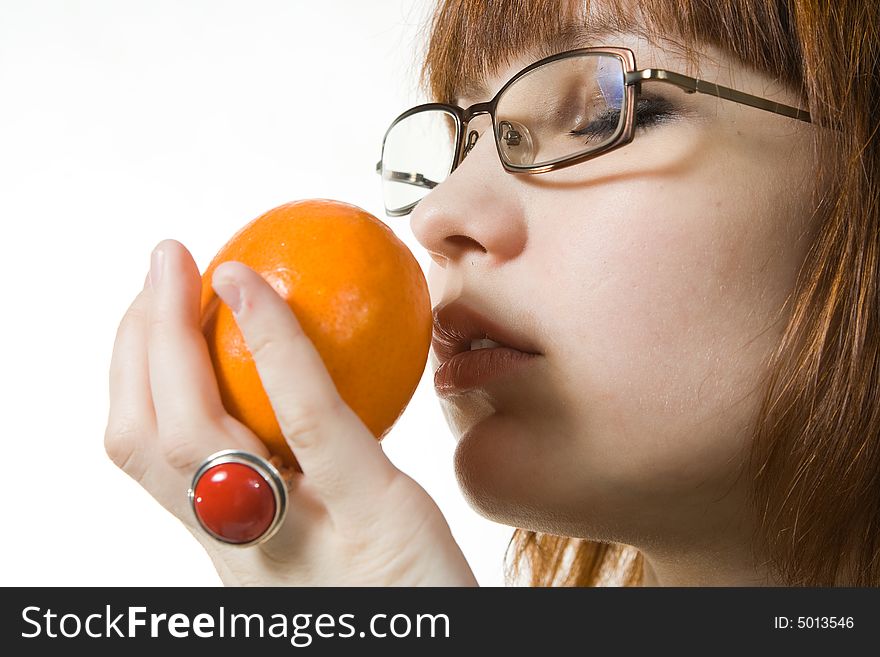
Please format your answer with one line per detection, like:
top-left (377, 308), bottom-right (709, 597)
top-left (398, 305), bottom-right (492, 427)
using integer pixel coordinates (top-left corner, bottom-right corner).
top-left (107, 271), bottom-right (157, 441)
top-left (211, 260), bottom-right (397, 505)
top-left (147, 240), bottom-right (227, 440)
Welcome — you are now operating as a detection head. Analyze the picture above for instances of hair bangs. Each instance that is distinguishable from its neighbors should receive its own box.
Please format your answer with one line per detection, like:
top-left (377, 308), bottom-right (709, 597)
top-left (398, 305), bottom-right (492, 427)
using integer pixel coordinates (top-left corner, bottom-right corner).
top-left (421, 0), bottom-right (804, 105)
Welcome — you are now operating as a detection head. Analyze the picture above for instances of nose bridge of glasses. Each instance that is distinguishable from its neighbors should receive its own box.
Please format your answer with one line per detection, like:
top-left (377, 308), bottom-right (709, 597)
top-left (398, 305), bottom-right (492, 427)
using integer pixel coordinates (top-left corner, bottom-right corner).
top-left (457, 101), bottom-right (536, 167)
top-left (456, 102), bottom-right (494, 162)
top-left (461, 101), bottom-right (493, 124)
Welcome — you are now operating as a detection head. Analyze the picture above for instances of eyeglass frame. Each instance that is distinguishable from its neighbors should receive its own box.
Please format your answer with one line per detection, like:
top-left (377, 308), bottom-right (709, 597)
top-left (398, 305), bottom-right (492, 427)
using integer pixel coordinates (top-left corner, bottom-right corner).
top-left (375, 45), bottom-right (812, 217)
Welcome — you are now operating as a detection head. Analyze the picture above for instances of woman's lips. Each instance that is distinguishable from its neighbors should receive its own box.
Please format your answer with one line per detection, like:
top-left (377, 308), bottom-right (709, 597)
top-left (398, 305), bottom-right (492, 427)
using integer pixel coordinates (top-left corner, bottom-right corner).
top-left (433, 345), bottom-right (540, 396)
top-left (431, 301), bottom-right (542, 396)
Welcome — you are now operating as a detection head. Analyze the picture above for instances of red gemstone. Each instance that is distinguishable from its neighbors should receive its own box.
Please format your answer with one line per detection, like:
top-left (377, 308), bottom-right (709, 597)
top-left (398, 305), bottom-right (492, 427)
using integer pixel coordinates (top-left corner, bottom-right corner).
top-left (192, 462), bottom-right (277, 544)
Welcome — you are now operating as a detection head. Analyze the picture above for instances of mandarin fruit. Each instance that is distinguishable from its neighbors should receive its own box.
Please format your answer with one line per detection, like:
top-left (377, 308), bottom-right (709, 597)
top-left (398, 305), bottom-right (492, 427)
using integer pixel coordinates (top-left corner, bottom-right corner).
top-left (199, 199), bottom-right (432, 468)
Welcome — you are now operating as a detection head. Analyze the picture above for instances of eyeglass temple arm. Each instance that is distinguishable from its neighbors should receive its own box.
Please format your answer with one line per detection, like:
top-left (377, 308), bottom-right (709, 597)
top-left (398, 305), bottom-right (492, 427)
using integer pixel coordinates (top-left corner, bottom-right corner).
top-left (374, 161), bottom-right (440, 190)
top-left (626, 69), bottom-right (811, 123)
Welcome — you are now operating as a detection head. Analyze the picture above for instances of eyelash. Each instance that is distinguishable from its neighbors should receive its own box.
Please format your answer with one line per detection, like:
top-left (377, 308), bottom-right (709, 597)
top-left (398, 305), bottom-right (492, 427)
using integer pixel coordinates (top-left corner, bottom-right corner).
top-left (569, 97), bottom-right (678, 141)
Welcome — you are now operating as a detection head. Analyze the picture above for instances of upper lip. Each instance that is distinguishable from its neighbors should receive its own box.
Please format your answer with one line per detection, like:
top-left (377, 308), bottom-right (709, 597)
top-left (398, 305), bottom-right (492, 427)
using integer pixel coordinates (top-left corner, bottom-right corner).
top-left (431, 301), bottom-right (542, 364)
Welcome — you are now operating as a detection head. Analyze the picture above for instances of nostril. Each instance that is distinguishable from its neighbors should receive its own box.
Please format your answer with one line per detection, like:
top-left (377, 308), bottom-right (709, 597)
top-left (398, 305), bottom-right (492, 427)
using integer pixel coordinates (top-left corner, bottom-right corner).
top-left (445, 234), bottom-right (487, 254)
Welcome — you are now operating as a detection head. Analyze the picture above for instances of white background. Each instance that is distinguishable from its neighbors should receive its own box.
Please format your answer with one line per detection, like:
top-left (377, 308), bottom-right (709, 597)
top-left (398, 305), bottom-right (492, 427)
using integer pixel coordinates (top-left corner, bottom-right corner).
top-left (0, 0), bottom-right (513, 586)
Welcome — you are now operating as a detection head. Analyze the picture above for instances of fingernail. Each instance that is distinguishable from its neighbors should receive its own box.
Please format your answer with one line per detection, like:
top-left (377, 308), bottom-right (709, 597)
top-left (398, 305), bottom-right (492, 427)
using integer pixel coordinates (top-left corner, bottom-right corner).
top-left (214, 280), bottom-right (241, 314)
top-left (150, 246), bottom-right (164, 288)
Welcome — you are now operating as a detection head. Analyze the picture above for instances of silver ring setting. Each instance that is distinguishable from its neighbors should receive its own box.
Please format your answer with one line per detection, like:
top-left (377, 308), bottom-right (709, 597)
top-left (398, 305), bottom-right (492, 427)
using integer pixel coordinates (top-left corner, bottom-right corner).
top-left (186, 449), bottom-right (288, 547)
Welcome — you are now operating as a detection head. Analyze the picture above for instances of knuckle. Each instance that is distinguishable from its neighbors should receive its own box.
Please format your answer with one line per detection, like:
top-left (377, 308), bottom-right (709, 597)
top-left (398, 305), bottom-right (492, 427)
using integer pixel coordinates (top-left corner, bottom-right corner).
top-left (104, 421), bottom-right (144, 474)
top-left (121, 304), bottom-right (148, 330)
top-left (156, 422), bottom-right (206, 471)
top-left (148, 309), bottom-right (172, 334)
top-left (246, 316), bottom-right (307, 367)
top-left (274, 395), bottom-right (340, 449)
top-left (246, 333), bottom-right (283, 363)
top-left (275, 403), bottom-right (324, 448)
top-left (113, 303), bottom-right (148, 345)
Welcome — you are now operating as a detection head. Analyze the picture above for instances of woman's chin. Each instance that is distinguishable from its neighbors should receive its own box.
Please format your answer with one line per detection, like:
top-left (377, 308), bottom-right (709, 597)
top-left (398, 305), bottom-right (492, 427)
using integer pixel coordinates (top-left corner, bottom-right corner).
top-left (450, 413), bottom-right (631, 538)
top-left (451, 412), bottom-right (548, 526)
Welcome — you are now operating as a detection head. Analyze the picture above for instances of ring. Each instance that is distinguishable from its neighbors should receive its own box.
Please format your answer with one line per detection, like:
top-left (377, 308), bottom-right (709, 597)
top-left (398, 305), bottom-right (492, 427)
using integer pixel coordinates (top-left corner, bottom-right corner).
top-left (187, 449), bottom-right (288, 547)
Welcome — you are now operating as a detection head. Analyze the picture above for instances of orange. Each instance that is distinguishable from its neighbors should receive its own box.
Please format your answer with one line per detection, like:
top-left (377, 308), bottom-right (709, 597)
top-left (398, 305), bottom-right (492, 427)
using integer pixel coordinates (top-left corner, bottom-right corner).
top-left (199, 199), bottom-right (432, 468)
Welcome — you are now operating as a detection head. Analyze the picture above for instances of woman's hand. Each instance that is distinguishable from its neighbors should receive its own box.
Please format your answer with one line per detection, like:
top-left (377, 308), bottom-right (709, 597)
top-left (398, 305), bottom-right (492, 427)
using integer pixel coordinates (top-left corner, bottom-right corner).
top-left (104, 239), bottom-right (477, 586)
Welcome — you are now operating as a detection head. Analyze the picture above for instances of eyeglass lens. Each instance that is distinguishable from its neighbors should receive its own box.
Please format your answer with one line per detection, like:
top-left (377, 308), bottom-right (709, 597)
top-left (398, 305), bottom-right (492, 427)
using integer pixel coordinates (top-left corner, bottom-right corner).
top-left (380, 53), bottom-right (626, 215)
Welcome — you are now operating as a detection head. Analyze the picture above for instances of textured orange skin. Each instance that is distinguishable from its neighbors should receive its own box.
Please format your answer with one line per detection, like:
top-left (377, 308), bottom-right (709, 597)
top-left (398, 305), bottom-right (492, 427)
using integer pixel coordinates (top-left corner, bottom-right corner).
top-left (199, 199), bottom-right (432, 468)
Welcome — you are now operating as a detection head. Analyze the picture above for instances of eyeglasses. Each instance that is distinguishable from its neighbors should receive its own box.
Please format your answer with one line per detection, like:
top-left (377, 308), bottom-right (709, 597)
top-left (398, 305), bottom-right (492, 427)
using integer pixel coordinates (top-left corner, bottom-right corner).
top-left (375, 46), bottom-right (811, 217)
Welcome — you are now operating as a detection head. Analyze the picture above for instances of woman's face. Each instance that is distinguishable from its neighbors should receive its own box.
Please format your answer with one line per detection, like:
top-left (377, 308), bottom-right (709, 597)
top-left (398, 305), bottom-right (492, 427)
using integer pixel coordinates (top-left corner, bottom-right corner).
top-left (409, 30), bottom-right (817, 545)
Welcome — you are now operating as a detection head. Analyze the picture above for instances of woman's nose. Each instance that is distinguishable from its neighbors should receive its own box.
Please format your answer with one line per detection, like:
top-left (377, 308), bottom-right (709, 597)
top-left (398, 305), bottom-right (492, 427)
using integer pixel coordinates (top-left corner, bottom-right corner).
top-left (409, 119), bottom-right (528, 268)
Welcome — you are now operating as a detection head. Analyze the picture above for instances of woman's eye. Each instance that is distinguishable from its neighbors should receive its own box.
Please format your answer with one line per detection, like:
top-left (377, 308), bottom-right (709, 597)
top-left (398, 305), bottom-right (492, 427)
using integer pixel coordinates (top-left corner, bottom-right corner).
top-left (569, 98), bottom-right (677, 142)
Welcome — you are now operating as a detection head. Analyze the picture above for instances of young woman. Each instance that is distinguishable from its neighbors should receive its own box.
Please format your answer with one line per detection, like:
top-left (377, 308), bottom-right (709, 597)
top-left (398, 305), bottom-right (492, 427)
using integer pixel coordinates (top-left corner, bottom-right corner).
top-left (105, 0), bottom-right (880, 586)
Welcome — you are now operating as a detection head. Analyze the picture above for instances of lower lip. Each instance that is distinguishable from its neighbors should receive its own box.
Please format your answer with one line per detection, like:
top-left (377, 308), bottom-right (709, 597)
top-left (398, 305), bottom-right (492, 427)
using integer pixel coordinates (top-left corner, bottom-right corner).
top-left (433, 347), bottom-right (539, 396)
